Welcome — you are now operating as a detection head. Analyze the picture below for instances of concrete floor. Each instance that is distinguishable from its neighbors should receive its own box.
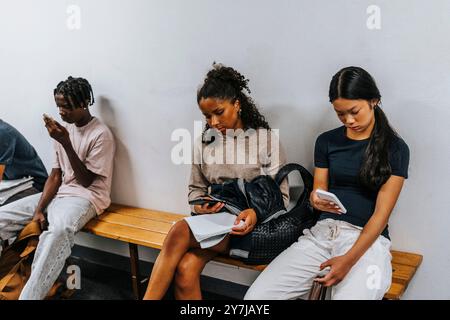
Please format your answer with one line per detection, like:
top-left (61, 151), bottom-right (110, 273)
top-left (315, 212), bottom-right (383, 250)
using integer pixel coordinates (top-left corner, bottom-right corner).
top-left (51, 255), bottom-right (240, 300)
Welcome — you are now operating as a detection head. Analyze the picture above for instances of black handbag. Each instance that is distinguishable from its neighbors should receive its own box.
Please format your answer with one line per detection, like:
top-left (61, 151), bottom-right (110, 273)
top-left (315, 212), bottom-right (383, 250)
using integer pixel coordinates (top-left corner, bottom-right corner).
top-left (208, 173), bottom-right (286, 222)
top-left (239, 163), bottom-right (317, 264)
top-left (208, 163), bottom-right (318, 265)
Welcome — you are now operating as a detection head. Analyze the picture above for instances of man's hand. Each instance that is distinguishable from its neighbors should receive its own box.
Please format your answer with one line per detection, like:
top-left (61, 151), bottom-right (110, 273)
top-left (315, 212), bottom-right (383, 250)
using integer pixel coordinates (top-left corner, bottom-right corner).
top-left (32, 210), bottom-right (47, 231)
top-left (44, 117), bottom-right (71, 147)
top-left (230, 209), bottom-right (258, 236)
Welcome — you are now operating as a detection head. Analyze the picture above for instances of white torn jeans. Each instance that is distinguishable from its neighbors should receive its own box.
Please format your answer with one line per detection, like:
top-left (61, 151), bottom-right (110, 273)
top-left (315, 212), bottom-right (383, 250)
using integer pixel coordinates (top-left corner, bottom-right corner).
top-left (244, 218), bottom-right (392, 300)
top-left (0, 193), bottom-right (96, 300)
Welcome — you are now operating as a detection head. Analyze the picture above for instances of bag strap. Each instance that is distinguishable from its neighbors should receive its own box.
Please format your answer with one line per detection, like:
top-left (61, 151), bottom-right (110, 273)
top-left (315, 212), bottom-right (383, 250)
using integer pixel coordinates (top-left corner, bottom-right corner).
top-left (16, 221), bottom-right (41, 242)
top-left (0, 222), bottom-right (41, 292)
top-left (19, 238), bottom-right (39, 259)
top-left (0, 256), bottom-right (25, 292)
top-left (274, 163), bottom-right (313, 195)
top-left (2, 221), bottom-right (41, 257)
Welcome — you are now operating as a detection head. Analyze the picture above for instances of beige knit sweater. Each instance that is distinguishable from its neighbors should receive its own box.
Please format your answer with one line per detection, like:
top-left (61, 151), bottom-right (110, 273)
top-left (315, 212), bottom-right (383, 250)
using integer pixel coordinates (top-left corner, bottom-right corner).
top-left (188, 128), bottom-right (290, 212)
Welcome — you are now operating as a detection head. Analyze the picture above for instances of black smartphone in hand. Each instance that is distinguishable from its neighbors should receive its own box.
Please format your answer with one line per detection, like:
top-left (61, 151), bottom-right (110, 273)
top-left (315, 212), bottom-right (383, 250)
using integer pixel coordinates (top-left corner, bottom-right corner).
top-left (189, 199), bottom-right (223, 206)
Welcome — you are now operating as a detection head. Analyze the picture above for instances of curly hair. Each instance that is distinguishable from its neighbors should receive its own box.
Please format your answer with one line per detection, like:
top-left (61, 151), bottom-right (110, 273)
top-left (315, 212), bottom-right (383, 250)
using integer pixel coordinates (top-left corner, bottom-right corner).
top-left (54, 76), bottom-right (94, 109)
top-left (197, 63), bottom-right (270, 142)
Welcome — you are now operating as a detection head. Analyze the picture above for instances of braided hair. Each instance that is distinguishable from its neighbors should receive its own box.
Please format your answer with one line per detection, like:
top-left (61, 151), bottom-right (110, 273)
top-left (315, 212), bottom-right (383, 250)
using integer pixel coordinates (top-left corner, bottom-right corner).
top-left (54, 76), bottom-right (95, 109)
top-left (197, 63), bottom-right (270, 142)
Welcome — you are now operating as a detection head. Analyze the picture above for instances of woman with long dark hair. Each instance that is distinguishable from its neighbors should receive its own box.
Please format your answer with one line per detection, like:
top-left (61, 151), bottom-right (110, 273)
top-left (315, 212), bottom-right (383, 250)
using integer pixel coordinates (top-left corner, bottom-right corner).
top-left (245, 66), bottom-right (409, 300)
top-left (143, 63), bottom-right (289, 299)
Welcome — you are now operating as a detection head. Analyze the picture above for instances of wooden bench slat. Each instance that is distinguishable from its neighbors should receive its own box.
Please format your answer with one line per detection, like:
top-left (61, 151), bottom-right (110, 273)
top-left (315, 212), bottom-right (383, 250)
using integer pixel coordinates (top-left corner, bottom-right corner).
top-left (96, 212), bottom-right (175, 234)
top-left (116, 210), bottom-right (186, 223)
top-left (84, 220), bottom-right (167, 249)
top-left (391, 263), bottom-right (417, 285)
top-left (384, 282), bottom-right (405, 300)
top-left (107, 204), bottom-right (187, 222)
top-left (391, 250), bottom-right (423, 267)
top-left (213, 256), bottom-right (267, 272)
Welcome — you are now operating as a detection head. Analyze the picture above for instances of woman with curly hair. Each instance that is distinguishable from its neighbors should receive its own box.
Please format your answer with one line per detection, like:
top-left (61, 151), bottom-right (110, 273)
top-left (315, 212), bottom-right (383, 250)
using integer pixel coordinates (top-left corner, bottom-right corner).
top-left (143, 63), bottom-right (289, 300)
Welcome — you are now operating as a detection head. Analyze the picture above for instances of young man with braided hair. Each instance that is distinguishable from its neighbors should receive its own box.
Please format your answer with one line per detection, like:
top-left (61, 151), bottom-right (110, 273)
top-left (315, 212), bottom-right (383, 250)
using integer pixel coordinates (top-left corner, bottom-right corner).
top-left (0, 76), bottom-right (115, 299)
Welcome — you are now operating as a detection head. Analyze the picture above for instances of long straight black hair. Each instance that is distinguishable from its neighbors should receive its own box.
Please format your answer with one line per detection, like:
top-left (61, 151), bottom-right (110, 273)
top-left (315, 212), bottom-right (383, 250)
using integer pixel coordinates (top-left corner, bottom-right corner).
top-left (329, 66), bottom-right (398, 190)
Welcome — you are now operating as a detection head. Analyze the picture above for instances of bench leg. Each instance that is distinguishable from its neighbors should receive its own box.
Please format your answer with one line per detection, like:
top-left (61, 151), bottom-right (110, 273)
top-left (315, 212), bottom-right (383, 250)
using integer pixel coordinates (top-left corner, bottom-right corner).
top-left (129, 243), bottom-right (141, 300)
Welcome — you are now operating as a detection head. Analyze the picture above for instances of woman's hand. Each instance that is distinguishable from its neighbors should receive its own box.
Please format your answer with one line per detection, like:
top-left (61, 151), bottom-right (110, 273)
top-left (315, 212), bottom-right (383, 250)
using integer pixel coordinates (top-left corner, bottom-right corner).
top-left (310, 190), bottom-right (343, 214)
top-left (230, 209), bottom-right (258, 236)
top-left (314, 255), bottom-right (354, 287)
top-left (194, 198), bottom-right (225, 215)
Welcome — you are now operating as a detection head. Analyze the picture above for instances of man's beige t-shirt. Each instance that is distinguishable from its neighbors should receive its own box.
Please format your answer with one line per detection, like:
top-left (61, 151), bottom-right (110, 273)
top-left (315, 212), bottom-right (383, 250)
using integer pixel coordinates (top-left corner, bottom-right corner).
top-left (53, 117), bottom-right (115, 215)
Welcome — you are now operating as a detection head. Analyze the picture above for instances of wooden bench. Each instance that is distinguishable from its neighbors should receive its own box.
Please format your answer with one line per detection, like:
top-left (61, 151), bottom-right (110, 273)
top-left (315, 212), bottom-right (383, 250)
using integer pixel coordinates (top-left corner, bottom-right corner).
top-left (82, 203), bottom-right (423, 300)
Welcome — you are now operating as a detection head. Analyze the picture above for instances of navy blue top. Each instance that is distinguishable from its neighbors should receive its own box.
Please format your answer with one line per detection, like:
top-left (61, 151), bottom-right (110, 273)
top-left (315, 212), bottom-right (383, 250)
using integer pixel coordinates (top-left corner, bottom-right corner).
top-left (0, 119), bottom-right (48, 191)
top-left (314, 126), bottom-right (410, 239)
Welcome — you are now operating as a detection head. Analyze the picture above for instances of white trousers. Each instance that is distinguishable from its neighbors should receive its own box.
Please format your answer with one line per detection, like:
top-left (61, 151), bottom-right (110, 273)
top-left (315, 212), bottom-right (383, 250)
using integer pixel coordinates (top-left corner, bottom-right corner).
top-left (0, 193), bottom-right (96, 300)
top-left (244, 218), bottom-right (392, 300)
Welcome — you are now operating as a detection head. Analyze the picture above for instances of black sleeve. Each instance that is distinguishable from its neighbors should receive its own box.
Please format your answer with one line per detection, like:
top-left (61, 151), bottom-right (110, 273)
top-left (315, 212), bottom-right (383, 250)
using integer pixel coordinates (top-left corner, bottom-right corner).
top-left (314, 133), bottom-right (329, 168)
top-left (389, 138), bottom-right (410, 179)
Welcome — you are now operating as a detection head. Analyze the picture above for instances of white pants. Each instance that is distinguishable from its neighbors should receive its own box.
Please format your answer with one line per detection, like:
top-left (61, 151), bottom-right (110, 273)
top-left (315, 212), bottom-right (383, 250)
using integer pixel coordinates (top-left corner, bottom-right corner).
top-left (244, 219), bottom-right (392, 300)
top-left (0, 193), bottom-right (96, 300)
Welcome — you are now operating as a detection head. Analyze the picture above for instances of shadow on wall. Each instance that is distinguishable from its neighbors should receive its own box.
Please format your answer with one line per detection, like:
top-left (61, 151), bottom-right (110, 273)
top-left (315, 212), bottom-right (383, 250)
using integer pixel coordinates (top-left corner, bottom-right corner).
top-left (97, 96), bottom-right (138, 206)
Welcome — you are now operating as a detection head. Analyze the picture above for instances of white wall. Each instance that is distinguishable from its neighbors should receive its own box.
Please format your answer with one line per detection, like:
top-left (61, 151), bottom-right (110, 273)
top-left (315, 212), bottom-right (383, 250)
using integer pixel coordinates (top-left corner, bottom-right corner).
top-left (1, 0), bottom-right (449, 299)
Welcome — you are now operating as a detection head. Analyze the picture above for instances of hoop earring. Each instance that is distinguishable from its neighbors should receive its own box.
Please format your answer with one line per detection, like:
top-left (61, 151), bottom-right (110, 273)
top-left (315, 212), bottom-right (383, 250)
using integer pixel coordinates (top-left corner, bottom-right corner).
top-left (238, 109), bottom-right (242, 117)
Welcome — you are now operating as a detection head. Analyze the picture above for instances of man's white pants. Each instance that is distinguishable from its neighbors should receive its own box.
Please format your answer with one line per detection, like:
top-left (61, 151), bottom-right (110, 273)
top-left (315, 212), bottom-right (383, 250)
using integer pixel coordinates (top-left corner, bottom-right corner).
top-left (244, 218), bottom-right (392, 300)
top-left (0, 193), bottom-right (96, 300)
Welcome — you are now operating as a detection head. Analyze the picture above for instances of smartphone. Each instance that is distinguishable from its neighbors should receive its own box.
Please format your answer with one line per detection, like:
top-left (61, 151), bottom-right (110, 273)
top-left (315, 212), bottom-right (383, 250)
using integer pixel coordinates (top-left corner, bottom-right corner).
top-left (189, 199), bottom-right (223, 206)
top-left (43, 113), bottom-right (55, 123)
top-left (315, 189), bottom-right (347, 214)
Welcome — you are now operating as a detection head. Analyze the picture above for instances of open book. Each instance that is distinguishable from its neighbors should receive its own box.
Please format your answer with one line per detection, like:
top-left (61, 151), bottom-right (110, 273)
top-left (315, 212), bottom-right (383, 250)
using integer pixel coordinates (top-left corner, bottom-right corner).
top-left (0, 177), bottom-right (34, 205)
top-left (184, 212), bottom-right (245, 248)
